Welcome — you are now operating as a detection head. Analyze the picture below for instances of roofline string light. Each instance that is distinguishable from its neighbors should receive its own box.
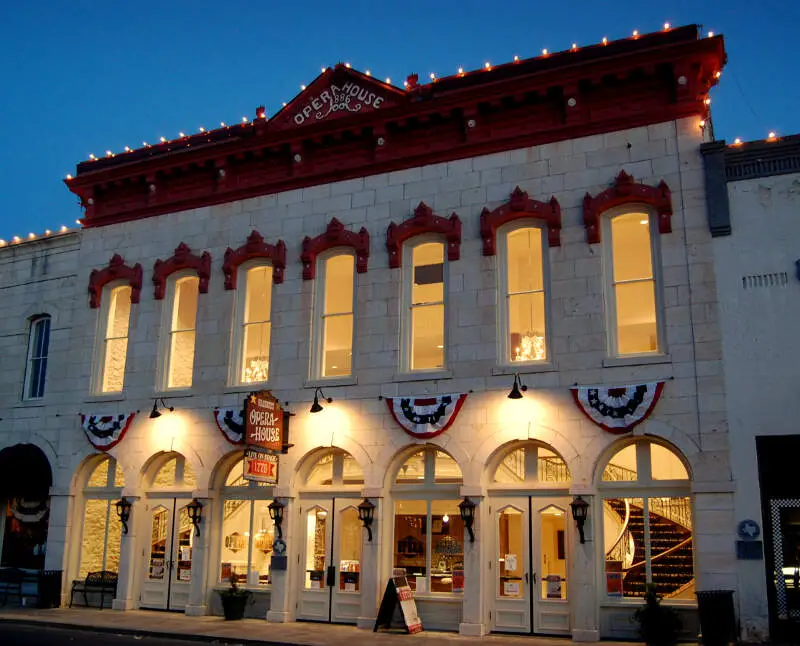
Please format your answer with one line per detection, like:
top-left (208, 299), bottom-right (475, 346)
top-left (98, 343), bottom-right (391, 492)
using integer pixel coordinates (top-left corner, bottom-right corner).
top-left (77, 23), bottom-right (724, 164)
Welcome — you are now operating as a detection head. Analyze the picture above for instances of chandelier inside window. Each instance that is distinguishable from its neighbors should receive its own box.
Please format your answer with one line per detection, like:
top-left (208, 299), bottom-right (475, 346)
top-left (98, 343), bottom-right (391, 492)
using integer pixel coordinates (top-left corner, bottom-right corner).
top-left (243, 358), bottom-right (269, 383)
top-left (513, 333), bottom-right (545, 362)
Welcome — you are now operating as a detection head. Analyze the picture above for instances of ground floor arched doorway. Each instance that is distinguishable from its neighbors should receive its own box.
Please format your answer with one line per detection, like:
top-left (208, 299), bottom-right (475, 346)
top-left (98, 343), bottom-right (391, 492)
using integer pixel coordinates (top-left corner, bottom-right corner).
top-left (0, 443), bottom-right (52, 570)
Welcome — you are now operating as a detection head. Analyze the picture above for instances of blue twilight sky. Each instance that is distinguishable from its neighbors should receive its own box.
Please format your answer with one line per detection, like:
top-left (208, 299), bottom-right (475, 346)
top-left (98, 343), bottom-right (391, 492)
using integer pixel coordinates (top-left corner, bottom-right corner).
top-left (0, 0), bottom-right (797, 241)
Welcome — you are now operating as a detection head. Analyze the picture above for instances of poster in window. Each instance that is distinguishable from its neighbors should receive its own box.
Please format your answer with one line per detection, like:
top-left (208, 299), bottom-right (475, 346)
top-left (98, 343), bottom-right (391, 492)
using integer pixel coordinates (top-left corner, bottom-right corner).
top-left (503, 581), bottom-right (520, 596)
top-left (452, 569), bottom-right (464, 592)
top-left (606, 571), bottom-right (623, 597)
top-left (546, 574), bottom-right (562, 599)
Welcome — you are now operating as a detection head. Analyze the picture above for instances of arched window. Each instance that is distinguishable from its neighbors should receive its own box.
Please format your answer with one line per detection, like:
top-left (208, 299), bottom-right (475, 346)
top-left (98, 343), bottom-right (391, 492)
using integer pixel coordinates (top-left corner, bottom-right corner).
top-left (151, 454), bottom-right (197, 489)
top-left (392, 446), bottom-right (463, 595)
top-left (78, 457), bottom-right (125, 577)
top-left (94, 284), bottom-right (132, 393)
top-left (311, 252), bottom-right (356, 379)
top-left (492, 441), bottom-right (570, 485)
top-left (217, 456), bottom-right (274, 587)
top-left (403, 241), bottom-right (446, 372)
top-left (599, 440), bottom-right (692, 601)
top-left (232, 264), bottom-right (273, 385)
top-left (161, 274), bottom-right (200, 389)
top-left (24, 315), bottom-right (51, 400)
top-left (304, 449), bottom-right (364, 487)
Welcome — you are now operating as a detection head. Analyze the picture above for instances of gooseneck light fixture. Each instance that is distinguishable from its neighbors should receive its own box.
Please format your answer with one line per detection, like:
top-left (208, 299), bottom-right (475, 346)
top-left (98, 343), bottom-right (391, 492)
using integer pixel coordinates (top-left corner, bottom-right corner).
top-left (149, 398), bottom-right (175, 419)
top-left (115, 497), bottom-right (132, 535)
top-left (570, 495), bottom-right (590, 544)
top-left (358, 498), bottom-right (376, 542)
top-left (186, 498), bottom-right (204, 536)
top-left (459, 497), bottom-right (477, 542)
top-left (507, 374), bottom-right (528, 400)
top-left (310, 387), bottom-right (333, 414)
top-left (268, 499), bottom-right (286, 539)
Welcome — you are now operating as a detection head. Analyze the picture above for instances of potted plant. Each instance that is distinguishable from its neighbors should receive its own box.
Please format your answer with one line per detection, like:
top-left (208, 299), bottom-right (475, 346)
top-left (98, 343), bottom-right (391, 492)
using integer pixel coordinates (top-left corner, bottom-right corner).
top-left (217, 580), bottom-right (251, 620)
top-left (633, 583), bottom-right (682, 646)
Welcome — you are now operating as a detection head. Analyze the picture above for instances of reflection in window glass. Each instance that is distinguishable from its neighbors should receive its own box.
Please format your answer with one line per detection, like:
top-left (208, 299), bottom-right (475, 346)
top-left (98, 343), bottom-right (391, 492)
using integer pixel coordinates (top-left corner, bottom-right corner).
top-left (25, 316), bottom-right (50, 399)
top-left (393, 498), bottom-right (464, 595)
top-left (396, 451), bottom-right (426, 483)
top-left (220, 500), bottom-right (274, 586)
top-left (305, 508), bottom-right (328, 589)
top-left (168, 276), bottom-right (199, 388)
top-left (338, 507), bottom-right (362, 591)
top-left (498, 508), bottom-right (524, 598)
top-left (79, 499), bottom-right (122, 578)
top-left (434, 451), bottom-right (463, 484)
top-left (148, 505), bottom-right (169, 580)
top-left (241, 266), bottom-right (272, 384)
top-left (102, 285), bottom-right (132, 392)
top-left (507, 228), bottom-right (546, 362)
top-left (603, 444), bottom-right (638, 481)
top-left (539, 506), bottom-right (567, 600)
top-left (610, 213), bottom-right (658, 355)
top-left (175, 506), bottom-right (193, 582)
top-left (493, 444), bottom-right (570, 484)
top-left (410, 243), bottom-right (444, 370)
top-left (322, 255), bottom-right (355, 377)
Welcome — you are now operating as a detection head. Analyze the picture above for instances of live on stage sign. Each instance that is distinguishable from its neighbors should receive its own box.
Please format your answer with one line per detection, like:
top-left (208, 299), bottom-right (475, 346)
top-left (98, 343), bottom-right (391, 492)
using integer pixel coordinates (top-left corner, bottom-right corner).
top-left (244, 448), bottom-right (279, 485)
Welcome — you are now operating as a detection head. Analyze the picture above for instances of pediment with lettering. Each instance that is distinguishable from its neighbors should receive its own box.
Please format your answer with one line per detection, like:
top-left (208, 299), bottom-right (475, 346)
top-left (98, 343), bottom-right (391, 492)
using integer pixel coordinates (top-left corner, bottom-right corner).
top-left (269, 64), bottom-right (407, 131)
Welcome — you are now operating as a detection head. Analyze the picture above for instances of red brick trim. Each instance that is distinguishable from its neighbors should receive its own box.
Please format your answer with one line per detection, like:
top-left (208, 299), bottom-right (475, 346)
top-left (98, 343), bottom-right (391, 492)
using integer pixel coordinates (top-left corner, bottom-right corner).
top-left (152, 243), bottom-right (212, 299)
top-left (386, 202), bottom-right (461, 269)
top-left (301, 217), bottom-right (370, 280)
top-left (222, 230), bottom-right (286, 289)
top-left (480, 187), bottom-right (562, 255)
top-left (582, 170), bottom-right (673, 243)
top-left (88, 254), bottom-right (143, 309)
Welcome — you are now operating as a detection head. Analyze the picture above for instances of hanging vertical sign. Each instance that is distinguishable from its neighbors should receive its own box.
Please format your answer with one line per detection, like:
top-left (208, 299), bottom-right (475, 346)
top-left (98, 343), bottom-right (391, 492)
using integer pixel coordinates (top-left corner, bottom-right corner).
top-left (243, 390), bottom-right (291, 484)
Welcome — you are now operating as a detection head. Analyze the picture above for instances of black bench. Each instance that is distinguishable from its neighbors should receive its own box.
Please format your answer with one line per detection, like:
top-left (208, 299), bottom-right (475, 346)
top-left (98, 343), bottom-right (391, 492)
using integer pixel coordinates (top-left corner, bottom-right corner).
top-left (69, 570), bottom-right (118, 609)
top-left (0, 568), bottom-right (24, 606)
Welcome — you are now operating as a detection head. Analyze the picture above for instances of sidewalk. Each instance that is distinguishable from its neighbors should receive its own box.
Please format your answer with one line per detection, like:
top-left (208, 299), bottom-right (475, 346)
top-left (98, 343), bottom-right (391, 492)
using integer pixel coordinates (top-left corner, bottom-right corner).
top-left (0, 607), bottom-right (636, 645)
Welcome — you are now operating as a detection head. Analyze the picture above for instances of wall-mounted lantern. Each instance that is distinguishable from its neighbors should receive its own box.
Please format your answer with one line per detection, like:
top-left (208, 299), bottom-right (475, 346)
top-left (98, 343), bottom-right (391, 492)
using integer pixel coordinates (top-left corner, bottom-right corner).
top-left (268, 499), bottom-right (286, 539)
top-left (310, 387), bottom-right (333, 414)
top-left (358, 498), bottom-right (376, 541)
top-left (507, 374), bottom-right (528, 400)
top-left (115, 497), bottom-right (132, 535)
top-left (149, 397), bottom-right (174, 419)
top-left (459, 497), bottom-right (477, 543)
top-left (570, 495), bottom-right (590, 544)
top-left (186, 498), bottom-right (204, 536)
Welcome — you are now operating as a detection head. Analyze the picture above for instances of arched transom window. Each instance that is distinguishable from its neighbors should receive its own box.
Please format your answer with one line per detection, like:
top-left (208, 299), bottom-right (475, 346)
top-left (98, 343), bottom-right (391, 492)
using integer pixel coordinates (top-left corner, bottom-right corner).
top-left (599, 440), bottom-right (692, 602)
top-left (492, 441), bottom-right (570, 485)
top-left (304, 448), bottom-right (364, 487)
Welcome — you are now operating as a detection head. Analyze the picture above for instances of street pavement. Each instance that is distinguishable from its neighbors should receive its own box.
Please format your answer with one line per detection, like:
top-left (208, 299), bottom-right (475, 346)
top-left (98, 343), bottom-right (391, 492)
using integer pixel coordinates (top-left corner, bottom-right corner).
top-left (0, 623), bottom-right (254, 646)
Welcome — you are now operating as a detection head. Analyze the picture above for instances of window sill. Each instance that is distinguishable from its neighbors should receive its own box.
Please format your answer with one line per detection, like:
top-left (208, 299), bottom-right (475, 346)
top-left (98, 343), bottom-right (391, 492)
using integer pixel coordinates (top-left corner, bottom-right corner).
top-left (153, 389), bottom-right (195, 399)
top-left (602, 353), bottom-right (671, 368)
top-left (492, 363), bottom-right (558, 376)
top-left (223, 385), bottom-right (265, 395)
top-left (13, 399), bottom-right (46, 409)
top-left (304, 375), bottom-right (358, 388)
top-left (393, 370), bottom-right (453, 383)
top-left (413, 593), bottom-right (463, 602)
top-left (84, 393), bottom-right (127, 404)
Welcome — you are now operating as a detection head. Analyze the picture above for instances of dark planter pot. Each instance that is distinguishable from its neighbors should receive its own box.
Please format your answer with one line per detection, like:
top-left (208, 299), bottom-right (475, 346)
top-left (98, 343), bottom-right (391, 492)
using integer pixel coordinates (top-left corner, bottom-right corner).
top-left (220, 593), bottom-right (250, 620)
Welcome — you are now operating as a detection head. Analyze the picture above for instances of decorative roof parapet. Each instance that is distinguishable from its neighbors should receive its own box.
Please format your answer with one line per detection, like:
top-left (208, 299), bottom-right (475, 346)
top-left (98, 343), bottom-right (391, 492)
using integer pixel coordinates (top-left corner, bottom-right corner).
top-left (386, 202), bottom-right (461, 269)
top-left (480, 187), bottom-right (562, 254)
top-left (88, 254), bottom-right (143, 308)
top-left (301, 218), bottom-right (370, 280)
top-left (222, 230), bottom-right (287, 288)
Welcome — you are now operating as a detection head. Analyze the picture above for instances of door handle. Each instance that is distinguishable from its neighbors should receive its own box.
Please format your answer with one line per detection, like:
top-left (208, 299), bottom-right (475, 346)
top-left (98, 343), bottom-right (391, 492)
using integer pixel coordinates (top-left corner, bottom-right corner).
top-left (524, 572), bottom-right (529, 584)
top-left (326, 566), bottom-right (336, 587)
top-left (533, 572), bottom-right (537, 584)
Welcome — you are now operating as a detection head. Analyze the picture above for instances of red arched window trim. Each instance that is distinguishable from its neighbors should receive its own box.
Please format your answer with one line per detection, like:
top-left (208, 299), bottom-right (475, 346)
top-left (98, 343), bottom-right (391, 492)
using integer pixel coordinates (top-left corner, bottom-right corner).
top-left (152, 242), bottom-right (212, 300)
top-left (222, 230), bottom-right (286, 289)
top-left (583, 170), bottom-right (673, 244)
top-left (479, 187), bottom-right (562, 255)
top-left (386, 202), bottom-right (461, 269)
top-left (88, 254), bottom-right (143, 309)
top-left (301, 217), bottom-right (370, 280)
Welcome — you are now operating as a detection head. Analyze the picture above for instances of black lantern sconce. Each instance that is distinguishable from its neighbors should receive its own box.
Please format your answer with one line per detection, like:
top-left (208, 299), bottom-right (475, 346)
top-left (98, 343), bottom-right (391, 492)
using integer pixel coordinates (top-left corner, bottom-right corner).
top-left (358, 498), bottom-right (376, 542)
top-left (268, 499), bottom-right (286, 539)
top-left (458, 497), bottom-right (477, 543)
top-left (186, 498), bottom-right (204, 536)
top-left (149, 397), bottom-right (174, 419)
top-left (507, 374), bottom-right (528, 400)
top-left (310, 387), bottom-right (333, 414)
top-left (570, 495), bottom-right (590, 544)
top-left (115, 497), bottom-right (132, 535)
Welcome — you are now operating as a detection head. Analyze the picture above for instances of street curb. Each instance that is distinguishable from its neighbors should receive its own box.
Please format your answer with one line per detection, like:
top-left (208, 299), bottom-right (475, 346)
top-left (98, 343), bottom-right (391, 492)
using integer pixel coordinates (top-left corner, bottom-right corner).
top-left (0, 617), bottom-right (295, 645)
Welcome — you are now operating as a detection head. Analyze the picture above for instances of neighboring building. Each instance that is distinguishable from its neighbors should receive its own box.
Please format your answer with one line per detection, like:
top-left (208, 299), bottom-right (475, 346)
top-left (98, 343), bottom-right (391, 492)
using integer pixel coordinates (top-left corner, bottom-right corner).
top-left (0, 25), bottom-right (732, 640)
top-left (702, 135), bottom-right (800, 641)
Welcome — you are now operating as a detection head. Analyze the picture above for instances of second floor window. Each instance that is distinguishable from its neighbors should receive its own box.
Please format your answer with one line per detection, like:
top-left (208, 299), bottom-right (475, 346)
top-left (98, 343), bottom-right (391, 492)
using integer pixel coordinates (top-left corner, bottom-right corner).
top-left (97, 285), bottom-right (132, 393)
top-left (604, 210), bottom-right (662, 356)
top-left (166, 275), bottom-right (199, 389)
top-left (502, 225), bottom-right (548, 364)
top-left (313, 253), bottom-right (355, 379)
top-left (405, 241), bottom-right (445, 371)
top-left (237, 265), bottom-right (273, 385)
top-left (24, 315), bottom-right (50, 399)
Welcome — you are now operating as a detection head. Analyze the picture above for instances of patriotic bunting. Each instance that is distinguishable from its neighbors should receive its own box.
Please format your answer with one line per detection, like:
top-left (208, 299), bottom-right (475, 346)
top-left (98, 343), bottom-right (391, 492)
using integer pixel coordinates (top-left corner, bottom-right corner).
top-left (214, 407), bottom-right (246, 445)
top-left (570, 382), bottom-right (665, 434)
top-left (80, 413), bottom-right (136, 450)
top-left (385, 393), bottom-right (468, 439)
top-left (11, 498), bottom-right (49, 523)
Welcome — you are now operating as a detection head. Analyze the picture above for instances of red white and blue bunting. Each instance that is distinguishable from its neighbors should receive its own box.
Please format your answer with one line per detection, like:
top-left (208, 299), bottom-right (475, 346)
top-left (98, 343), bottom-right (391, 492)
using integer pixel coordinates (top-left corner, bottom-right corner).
top-left (570, 382), bottom-right (665, 434)
top-left (214, 407), bottom-right (245, 445)
top-left (80, 413), bottom-right (136, 450)
top-left (385, 393), bottom-right (468, 439)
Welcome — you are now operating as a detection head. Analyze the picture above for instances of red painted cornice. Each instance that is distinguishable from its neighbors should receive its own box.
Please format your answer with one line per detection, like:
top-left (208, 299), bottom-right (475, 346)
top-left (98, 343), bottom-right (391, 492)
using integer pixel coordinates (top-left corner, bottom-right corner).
top-left (222, 230), bottom-right (287, 288)
top-left (65, 26), bottom-right (724, 229)
top-left (301, 218), bottom-right (369, 280)
top-left (88, 254), bottom-right (143, 308)
top-left (386, 202), bottom-right (461, 269)
top-left (480, 187), bottom-right (562, 254)
top-left (152, 243), bottom-right (212, 299)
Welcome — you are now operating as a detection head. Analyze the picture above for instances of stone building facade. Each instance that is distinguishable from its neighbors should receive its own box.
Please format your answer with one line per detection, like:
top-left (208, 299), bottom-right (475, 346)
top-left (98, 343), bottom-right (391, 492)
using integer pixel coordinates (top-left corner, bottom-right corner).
top-left (0, 25), bottom-right (735, 640)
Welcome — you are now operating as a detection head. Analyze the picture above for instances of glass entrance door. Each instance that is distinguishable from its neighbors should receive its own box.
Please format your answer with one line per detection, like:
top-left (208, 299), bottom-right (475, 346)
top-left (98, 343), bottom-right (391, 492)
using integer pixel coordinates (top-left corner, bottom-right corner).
top-left (491, 496), bottom-right (571, 635)
top-left (297, 497), bottom-right (362, 623)
top-left (140, 498), bottom-right (194, 611)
